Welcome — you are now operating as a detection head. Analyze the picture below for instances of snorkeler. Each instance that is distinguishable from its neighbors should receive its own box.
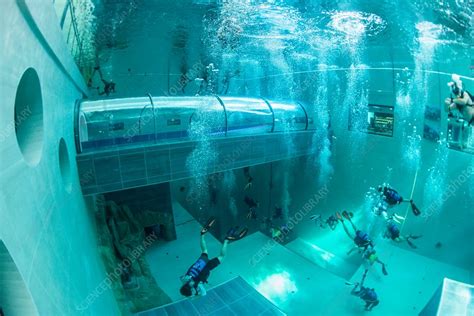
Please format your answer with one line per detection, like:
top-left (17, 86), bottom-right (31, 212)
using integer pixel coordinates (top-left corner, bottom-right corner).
top-left (243, 167), bottom-right (253, 191)
top-left (244, 196), bottom-right (259, 220)
top-left (337, 211), bottom-right (373, 254)
top-left (445, 74), bottom-right (474, 126)
top-left (180, 218), bottom-right (247, 297)
top-left (350, 270), bottom-right (380, 311)
top-left (378, 184), bottom-right (421, 216)
top-left (383, 220), bottom-right (422, 249)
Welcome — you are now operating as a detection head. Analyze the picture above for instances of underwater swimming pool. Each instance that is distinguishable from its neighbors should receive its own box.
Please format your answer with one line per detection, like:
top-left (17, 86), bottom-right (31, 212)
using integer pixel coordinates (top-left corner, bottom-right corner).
top-left (1, 0), bottom-right (473, 315)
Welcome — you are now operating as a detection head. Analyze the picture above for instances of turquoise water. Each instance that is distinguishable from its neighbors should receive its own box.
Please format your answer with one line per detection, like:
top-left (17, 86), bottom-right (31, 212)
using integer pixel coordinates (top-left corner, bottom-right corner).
top-left (70, 0), bottom-right (474, 314)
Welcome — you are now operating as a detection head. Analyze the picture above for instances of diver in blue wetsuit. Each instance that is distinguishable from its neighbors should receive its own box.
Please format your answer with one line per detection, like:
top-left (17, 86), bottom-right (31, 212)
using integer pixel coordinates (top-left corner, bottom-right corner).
top-left (336, 211), bottom-right (373, 254)
top-left (378, 185), bottom-right (421, 216)
top-left (384, 220), bottom-right (422, 249)
top-left (180, 218), bottom-right (247, 297)
top-left (351, 270), bottom-right (380, 311)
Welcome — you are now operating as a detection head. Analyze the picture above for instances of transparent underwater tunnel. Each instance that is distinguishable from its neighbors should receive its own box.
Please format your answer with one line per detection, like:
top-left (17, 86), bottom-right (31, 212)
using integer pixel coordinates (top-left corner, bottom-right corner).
top-left (1, 1), bottom-right (474, 316)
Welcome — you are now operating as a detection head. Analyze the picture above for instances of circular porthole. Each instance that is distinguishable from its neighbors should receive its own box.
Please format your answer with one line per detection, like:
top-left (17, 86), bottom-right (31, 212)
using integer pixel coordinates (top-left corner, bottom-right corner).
top-left (58, 138), bottom-right (72, 192)
top-left (14, 68), bottom-right (44, 166)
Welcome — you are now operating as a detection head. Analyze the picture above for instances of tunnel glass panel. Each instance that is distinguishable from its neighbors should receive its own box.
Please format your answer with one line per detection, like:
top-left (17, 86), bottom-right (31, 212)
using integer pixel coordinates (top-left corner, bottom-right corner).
top-left (78, 96), bottom-right (226, 152)
top-left (447, 118), bottom-right (474, 154)
top-left (220, 97), bottom-right (273, 136)
top-left (271, 101), bottom-right (307, 132)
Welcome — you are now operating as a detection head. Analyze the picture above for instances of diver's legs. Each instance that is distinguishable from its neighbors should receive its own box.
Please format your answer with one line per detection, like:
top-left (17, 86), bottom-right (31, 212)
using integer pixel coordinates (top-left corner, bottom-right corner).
top-left (217, 239), bottom-right (229, 262)
top-left (341, 221), bottom-right (355, 240)
top-left (347, 218), bottom-right (358, 232)
top-left (200, 234), bottom-right (208, 254)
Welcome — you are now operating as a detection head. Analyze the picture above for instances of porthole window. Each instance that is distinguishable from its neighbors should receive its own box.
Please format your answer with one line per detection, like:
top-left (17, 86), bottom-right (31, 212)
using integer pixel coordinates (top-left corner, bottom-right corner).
top-left (14, 68), bottom-right (44, 165)
top-left (59, 138), bottom-right (72, 192)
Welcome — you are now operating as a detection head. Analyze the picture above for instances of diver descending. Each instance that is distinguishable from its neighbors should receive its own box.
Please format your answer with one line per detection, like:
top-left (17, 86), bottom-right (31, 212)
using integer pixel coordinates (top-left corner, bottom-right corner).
top-left (180, 218), bottom-right (247, 297)
top-left (243, 166), bottom-right (253, 191)
top-left (88, 65), bottom-right (116, 96)
top-left (378, 184), bottom-right (421, 216)
top-left (244, 196), bottom-right (259, 220)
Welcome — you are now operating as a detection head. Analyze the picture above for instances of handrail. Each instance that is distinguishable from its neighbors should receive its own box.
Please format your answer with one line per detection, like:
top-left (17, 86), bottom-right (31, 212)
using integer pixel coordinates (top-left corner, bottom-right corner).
top-left (262, 97), bottom-right (275, 132)
top-left (147, 93), bottom-right (157, 143)
top-left (137, 94), bottom-right (157, 143)
top-left (297, 102), bottom-right (309, 130)
top-left (59, 0), bottom-right (70, 29)
top-left (214, 95), bottom-right (228, 136)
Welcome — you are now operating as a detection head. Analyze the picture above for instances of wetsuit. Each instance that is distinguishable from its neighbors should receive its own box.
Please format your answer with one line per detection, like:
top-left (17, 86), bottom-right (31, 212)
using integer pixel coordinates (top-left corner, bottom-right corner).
top-left (354, 230), bottom-right (372, 249)
top-left (184, 253), bottom-right (221, 295)
top-left (382, 187), bottom-right (403, 206)
top-left (387, 222), bottom-right (400, 240)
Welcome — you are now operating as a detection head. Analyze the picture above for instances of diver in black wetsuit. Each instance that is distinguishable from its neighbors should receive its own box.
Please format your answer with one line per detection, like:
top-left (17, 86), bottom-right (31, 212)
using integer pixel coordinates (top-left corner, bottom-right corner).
top-left (273, 205), bottom-right (283, 220)
top-left (244, 196), bottom-right (259, 220)
top-left (243, 167), bottom-right (253, 191)
top-left (88, 66), bottom-right (116, 96)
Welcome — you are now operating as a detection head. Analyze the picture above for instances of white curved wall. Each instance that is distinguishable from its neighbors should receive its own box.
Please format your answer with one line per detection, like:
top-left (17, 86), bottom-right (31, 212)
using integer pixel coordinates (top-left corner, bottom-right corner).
top-left (0, 1), bottom-right (119, 314)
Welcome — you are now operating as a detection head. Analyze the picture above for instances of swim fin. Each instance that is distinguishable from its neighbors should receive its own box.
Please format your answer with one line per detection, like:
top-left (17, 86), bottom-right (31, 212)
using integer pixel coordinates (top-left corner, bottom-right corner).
top-left (342, 211), bottom-right (351, 220)
top-left (407, 239), bottom-right (417, 249)
top-left (226, 227), bottom-right (248, 241)
top-left (201, 217), bottom-right (216, 235)
top-left (382, 264), bottom-right (388, 276)
top-left (410, 200), bottom-right (421, 216)
top-left (335, 212), bottom-right (343, 222)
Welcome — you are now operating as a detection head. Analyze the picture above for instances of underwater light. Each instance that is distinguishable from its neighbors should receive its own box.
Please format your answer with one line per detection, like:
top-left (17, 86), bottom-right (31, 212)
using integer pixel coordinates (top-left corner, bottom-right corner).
top-left (255, 271), bottom-right (297, 303)
top-left (328, 11), bottom-right (385, 37)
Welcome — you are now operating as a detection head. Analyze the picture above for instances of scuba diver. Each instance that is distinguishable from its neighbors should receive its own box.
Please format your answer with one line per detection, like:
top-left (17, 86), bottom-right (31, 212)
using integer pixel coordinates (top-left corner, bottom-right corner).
top-left (221, 69), bottom-right (240, 95)
top-left (384, 220), bottom-right (422, 249)
top-left (88, 65), bottom-right (116, 96)
top-left (373, 199), bottom-right (406, 223)
top-left (273, 205), bottom-right (284, 220)
top-left (445, 73), bottom-right (474, 126)
top-left (350, 270), bottom-right (380, 311)
top-left (325, 214), bottom-right (340, 230)
top-left (180, 218), bottom-right (247, 297)
top-left (310, 213), bottom-right (346, 230)
top-left (244, 196), bottom-right (259, 220)
top-left (378, 184), bottom-right (421, 216)
top-left (243, 167), bottom-right (253, 191)
top-left (362, 246), bottom-right (388, 276)
top-left (337, 211), bottom-right (374, 254)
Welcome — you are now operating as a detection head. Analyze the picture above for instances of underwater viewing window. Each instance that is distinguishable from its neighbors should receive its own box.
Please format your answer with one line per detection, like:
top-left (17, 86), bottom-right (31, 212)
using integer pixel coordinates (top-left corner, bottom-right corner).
top-left (349, 104), bottom-right (394, 137)
top-left (446, 118), bottom-right (474, 154)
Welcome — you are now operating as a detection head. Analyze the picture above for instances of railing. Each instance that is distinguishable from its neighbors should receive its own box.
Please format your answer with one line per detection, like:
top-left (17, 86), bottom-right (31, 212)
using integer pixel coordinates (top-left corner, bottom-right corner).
top-left (53, 0), bottom-right (92, 73)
